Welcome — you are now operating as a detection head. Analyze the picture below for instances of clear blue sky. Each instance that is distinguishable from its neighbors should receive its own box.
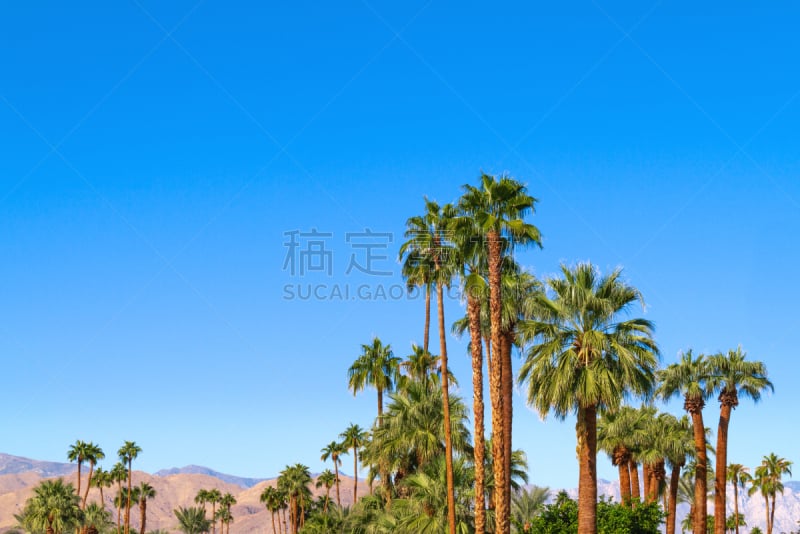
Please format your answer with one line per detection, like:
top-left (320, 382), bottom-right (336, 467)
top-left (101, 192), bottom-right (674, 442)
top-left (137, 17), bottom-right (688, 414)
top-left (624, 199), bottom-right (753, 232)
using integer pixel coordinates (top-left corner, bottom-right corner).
top-left (2, 1), bottom-right (799, 489)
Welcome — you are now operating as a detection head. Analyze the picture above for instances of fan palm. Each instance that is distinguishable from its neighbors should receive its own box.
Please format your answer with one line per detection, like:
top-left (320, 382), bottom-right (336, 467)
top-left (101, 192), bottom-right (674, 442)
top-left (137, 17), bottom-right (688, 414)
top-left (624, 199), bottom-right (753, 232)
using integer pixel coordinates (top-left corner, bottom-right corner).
top-left (518, 263), bottom-right (658, 534)
top-left (109, 462), bottom-right (126, 534)
top-left (278, 464), bottom-right (311, 534)
top-left (707, 347), bottom-right (772, 534)
top-left (315, 470), bottom-right (337, 513)
top-left (132, 482), bottom-right (155, 534)
top-left (116, 441), bottom-right (141, 534)
top-left (727, 464), bottom-right (750, 534)
top-left (259, 486), bottom-right (282, 534)
top-left (400, 197), bottom-right (459, 534)
top-left (459, 173), bottom-right (542, 534)
top-left (174, 506), bottom-right (210, 534)
top-left (340, 423), bottom-right (367, 506)
top-left (750, 453), bottom-right (792, 534)
top-left (320, 441), bottom-right (345, 507)
top-left (657, 351), bottom-right (713, 534)
top-left (348, 337), bottom-right (401, 423)
top-left (82, 502), bottom-right (112, 534)
top-left (17, 478), bottom-right (83, 534)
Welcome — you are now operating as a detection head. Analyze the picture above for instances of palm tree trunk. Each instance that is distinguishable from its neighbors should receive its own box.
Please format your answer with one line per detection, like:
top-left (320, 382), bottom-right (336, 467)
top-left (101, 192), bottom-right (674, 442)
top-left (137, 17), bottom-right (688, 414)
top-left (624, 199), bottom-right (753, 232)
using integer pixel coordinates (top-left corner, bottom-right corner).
top-left (689, 405), bottom-right (708, 534)
top-left (732, 482), bottom-right (740, 534)
top-left (82, 462), bottom-right (94, 509)
top-left (271, 511), bottom-right (276, 534)
top-left (140, 500), bottom-right (146, 534)
top-left (211, 503), bottom-right (216, 534)
top-left (423, 283), bottom-right (431, 353)
top-left (616, 449), bottom-right (631, 506)
top-left (501, 329), bottom-right (514, 515)
top-left (116, 483), bottom-right (122, 534)
top-left (334, 462), bottom-right (341, 507)
top-left (125, 461), bottom-right (132, 534)
top-left (437, 281), bottom-right (457, 534)
top-left (714, 400), bottom-right (733, 534)
top-left (353, 448), bottom-right (358, 504)
top-left (642, 463), bottom-right (651, 503)
top-left (763, 495), bottom-right (769, 534)
top-left (467, 293), bottom-right (487, 533)
top-left (769, 494), bottom-right (776, 534)
top-left (487, 229), bottom-right (508, 534)
top-left (577, 404), bottom-right (598, 534)
top-left (667, 464), bottom-right (681, 534)
top-left (629, 459), bottom-right (641, 504)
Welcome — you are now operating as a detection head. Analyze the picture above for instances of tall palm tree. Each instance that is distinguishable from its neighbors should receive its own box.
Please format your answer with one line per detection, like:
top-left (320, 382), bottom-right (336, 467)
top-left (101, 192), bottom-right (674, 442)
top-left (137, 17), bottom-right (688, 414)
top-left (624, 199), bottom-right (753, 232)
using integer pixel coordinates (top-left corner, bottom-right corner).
top-left (315, 470), bottom-right (337, 513)
top-left (727, 464), bottom-right (751, 534)
top-left (460, 173), bottom-right (542, 534)
top-left (598, 406), bottom-right (648, 507)
top-left (708, 347), bottom-right (773, 534)
top-left (206, 488), bottom-right (222, 534)
top-left (657, 351), bottom-right (713, 534)
top-left (347, 337), bottom-right (401, 423)
top-left (400, 197), bottom-right (459, 534)
top-left (518, 263), bottom-right (658, 534)
top-left (174, 506), bottom-right (210, 534)
top-left (320, 441), bottom-right (344, 508)
top-left (116, 441), bottom-right (141, 534)
top-left (81, 443), bottom-right (105, 511)
top-left (400, 242), bottom-right (435, 353)
top-left (219, 493), bottom-right (236, 534)
top-left (133, 482), bottom-right (155, 534)
top-left (661, 414), bottom-right (694, 534)
top-left (259, 486), bottom-right (282, 534)
top-left (109, 462), bottom-right (126, 534)
top-left (340, 423), bottom-right (367, 506)
top-left (750, 453), bottom-right (792, 534)
top-left (400, 344), bottom-right (439, 384)
top-left (278, 465), bottom-right (311, 534)
top-left (17, 478), bottom-right (83, 534)
top-left (89, 467), bottom-right (112, 507)
top-left (67, 441), bottom-right (89, 517)
top-left (194, 489), bottom-right (210, 519)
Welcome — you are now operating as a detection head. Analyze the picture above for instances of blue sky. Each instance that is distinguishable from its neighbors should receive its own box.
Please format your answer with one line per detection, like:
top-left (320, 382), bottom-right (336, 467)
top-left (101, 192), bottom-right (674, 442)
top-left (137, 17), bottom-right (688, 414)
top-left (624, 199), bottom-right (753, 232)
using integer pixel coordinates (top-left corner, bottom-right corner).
top-left (2, 1), bottom-right (799, 489)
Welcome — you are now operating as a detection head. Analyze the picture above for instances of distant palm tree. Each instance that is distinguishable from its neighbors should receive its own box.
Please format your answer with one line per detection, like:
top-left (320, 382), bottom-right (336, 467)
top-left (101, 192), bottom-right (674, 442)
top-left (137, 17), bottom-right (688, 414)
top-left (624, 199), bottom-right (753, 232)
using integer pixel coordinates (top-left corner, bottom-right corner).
top-left (205, 488), bottom-right (222, 534)
top-left (218, 493), bottom-right (236, 534)
top-left (132, 482), bottom-right (155, 534)
top-left (340, 423), bottom-right (367, 505)
top-left (511, 486), bottom-right (550, 532)
top-left (174, 506), bottom-right (210, 534)
top-left (259, 486), bottom-right (282, 534)
top-left (347, 337), bottom-right (401, 423)
top-left (67, 441), bottom-right (89, 517)
top-left (278, 465), bottom-right (311, 534)
top-left (658, 350), bottom-right (712, 534)
top-left (320, 441), bottom-right (344, 508)
top-left (727, 464), bottom-right (751, 534)
top-left (89, 467), bottom-right (112, 507)
top-left (82, 502), bottom-right (112, 534)
top-left (116, 441), bottom-right (141, 534)
top-left (519, 263), bottom-right (658, 534)
top-left (315, 470), bottom-right (337, 513)
top-left (750, 453), bottom-right (792, 534)
top-left (109, 462), bottom-right (127, 534)
top-left (708, 347), bottom-right (772, 534)
top-left (17, 478), bottom-right (83, 534)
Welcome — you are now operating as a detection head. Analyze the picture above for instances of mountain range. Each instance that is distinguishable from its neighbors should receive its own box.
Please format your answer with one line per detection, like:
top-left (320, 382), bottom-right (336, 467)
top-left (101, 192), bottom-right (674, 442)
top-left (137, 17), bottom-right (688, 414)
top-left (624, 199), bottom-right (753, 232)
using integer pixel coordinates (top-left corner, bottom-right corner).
top-left (1, 453), bottom-right (798, 533)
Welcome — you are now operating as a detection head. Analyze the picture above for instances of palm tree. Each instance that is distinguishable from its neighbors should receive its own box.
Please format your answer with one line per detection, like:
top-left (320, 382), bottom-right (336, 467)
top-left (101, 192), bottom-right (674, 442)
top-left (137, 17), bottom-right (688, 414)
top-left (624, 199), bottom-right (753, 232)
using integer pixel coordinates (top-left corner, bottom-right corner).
top-left (727, 464), bottom-right (751, 534)
top-left (347, 337), bottom-right (401, 423)
top-left (511, 486), bottom-right (550, 533)
top-left (219, 493), bottom-right (236, 534)
top-left (67, 441), bottom-right (89, 517)
top-left (708, 347), bottom-right (773, 534)
top-left (206, 488), bottom-right (221, 534)
top-left (459, 173), bottom-right (542, 534)
top-left (400, 197), bottom-right (459, 534)
top-left (133, 482), bottom-right (155, 534)
top-left (17, 478), bottom-right (83, 534)
top-left (259, 486), bottom-right (282, 534)
top-left (400, 240), bottom-right (435, 353)
top-left (750, 453), bottom-right (792, 534)
top-left (662, 414), bottom-right (694, 534)
top-left (598, 406), bottom-right (648, 507)
top-left (89, 467), bottom-right (112, 507)
top-left (400, 344), bottom-right (440, 384)
top-left (340, 423), bottom-right (367, 506)
top-left (320, 441), bottom-right (344, 508)
top-left (174, 506), bottom-right (210, 534)
top-left (82, 502), bottom-right (112, 534)
top-left (109, 462), bottom-right (127, 534)
top-left (194, 489), bottom-right (210, 519)
top-left (81, 443), bottom-right (105, 511)
top-left (657, 350), bottom-right (713, 534)
top-left (116, 441), bottom-right (141, 534)
top-left (315, 470), bottom-right (337, 513)
top-left (278, 465), bottom-right (311, 534)
top-left (518, 263), bottom-right (658, 534)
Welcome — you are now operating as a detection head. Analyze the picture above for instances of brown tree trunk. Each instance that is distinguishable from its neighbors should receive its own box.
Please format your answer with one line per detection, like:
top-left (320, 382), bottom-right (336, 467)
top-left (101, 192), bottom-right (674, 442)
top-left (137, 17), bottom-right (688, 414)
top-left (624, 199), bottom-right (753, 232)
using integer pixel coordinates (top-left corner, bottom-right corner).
top-left (211, 503), bottom-right (216, 534)
top-left (642, 463), bottom-right (652, 502)
top-left (715, 397), bottom-right (735, 534)
top-left (333, 461), bottom-right (341, 507)
top-left (423, 284), bottom-right (431, 353)
top-left (140, 499), bottom-right (146, 534)
top-left (733, 481), bottom-right (740, 534)
top-left (763, 495), bottom-right (769, 534)
top-left (353, 449), bottom-right (359, 505)
top-left (667, 463), bottom-right (681, 534)
top-left (467, 293), bottom-right (487, 533)
top-left (577, 404), bottom-right (598, 534)
top-left (437, 281), bottom-right (457, 534)
top-left (82, 462), bottom-right (94, 509)
top-left (116, 483), bottom-right (122, 534)
top-left (271, 511), bottom-right (276, 534)
top-left (688, 399), bottom-right (708, 534)
top-left (629, 460), bottom-right (641, 504)
top-left (769, 494), bottom-right (776, 534)
top-left (501, 329), bottom-right (514, 514)
top-left (653, 460), bottom-right (666, 504)
top-left (125, 462), bottom-right (132, 534)
top-left (487, 229), bottom-right (508, 534)
top-left (615, 448), bottom-right (631, 506)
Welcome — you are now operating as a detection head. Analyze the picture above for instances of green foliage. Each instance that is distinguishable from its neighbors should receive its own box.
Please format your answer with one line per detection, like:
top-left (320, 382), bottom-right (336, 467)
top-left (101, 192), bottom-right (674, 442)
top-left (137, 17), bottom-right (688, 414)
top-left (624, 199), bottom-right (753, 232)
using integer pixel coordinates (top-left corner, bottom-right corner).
top-left (525, 491), bottom-right (663, 534)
